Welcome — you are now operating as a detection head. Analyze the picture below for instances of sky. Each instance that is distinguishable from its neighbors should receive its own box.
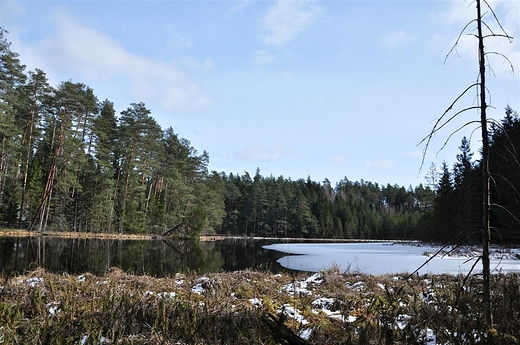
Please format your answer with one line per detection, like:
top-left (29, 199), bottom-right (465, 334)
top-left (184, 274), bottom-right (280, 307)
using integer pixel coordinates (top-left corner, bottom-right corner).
top-left (1, 0), bottom-right (519, 188)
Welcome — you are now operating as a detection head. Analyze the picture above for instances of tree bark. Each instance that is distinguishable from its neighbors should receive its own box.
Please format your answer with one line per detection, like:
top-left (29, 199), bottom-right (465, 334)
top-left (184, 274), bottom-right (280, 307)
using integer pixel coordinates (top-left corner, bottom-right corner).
top-left (476, 0), bottom-right (492, 328)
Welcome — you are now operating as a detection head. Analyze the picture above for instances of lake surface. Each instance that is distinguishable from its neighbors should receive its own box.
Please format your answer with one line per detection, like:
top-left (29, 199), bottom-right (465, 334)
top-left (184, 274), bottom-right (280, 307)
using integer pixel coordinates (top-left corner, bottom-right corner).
top-left (263, 242), bottom-right (520, 275)
top-left (0, 236), bottom-right (286, 277)
top-left (2, 237), bottom-right (519, 276)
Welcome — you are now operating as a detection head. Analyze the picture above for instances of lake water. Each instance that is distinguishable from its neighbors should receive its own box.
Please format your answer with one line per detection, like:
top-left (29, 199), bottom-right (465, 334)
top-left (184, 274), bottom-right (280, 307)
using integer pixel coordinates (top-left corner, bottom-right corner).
top-left (263, 242), bottom-right (520, 275)
top-left (2, 237), bottom-right (519, 276)
top-left (0, 236), bottom-right (286, 277)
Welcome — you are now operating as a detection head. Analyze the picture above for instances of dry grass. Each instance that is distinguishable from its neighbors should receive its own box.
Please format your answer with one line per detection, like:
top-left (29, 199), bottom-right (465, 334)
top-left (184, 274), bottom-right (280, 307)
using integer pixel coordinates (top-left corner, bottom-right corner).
top-left (0, 229), bottom-right (155, 241)
top-left (0, 268), bottom-right (519, 344)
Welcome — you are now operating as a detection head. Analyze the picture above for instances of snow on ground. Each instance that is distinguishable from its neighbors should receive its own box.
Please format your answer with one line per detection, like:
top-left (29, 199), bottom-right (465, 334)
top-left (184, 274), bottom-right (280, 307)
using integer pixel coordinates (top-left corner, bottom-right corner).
top-left (278, 303), bottom-right (309, 325)
top-left (191, 276), bottom-right (210, 294)
top-left (273, 271), bottom-right (472, 343)
top-left (280, 272), bottom-right (323, 296)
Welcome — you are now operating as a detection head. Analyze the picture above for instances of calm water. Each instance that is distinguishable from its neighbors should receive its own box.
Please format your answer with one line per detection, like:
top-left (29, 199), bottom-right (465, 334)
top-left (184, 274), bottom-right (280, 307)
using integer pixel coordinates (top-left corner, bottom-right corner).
top-left (3, 237), bottom-right (518, 276)
top-left (0, 236), bottom-right (286, 277)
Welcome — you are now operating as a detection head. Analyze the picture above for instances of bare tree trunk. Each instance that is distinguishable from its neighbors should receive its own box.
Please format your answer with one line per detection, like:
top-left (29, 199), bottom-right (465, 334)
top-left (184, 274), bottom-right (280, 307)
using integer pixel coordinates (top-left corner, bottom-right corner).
top-left (19, 105), bottom-right (36, 228)
top-left (476, 0), bottom-right (492, 328)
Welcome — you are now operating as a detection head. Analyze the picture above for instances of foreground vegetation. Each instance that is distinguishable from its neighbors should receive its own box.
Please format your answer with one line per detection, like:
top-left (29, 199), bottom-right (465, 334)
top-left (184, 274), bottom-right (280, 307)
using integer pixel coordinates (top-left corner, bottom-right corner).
top-left (0, 267), bottom-right (519, 344)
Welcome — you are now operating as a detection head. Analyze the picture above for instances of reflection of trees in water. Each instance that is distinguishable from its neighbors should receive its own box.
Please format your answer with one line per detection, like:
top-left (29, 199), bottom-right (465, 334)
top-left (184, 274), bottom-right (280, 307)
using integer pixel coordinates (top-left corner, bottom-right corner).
top-left (0, 237), bottom-right (287, 276)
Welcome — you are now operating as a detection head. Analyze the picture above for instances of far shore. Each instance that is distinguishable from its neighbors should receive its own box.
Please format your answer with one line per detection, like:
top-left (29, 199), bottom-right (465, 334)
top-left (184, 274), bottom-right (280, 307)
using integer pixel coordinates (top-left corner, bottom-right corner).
top-left (0, 228), bottom-right (419, 243)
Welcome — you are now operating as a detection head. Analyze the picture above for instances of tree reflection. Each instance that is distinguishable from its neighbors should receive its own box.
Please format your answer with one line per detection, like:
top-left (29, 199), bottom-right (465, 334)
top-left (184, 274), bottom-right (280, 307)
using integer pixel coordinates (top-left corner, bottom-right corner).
top-left (0, 237), bottom-right (286, 276)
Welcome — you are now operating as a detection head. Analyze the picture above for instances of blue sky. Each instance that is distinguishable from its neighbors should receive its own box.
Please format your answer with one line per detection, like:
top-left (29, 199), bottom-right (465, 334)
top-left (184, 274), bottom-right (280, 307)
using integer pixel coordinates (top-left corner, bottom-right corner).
top-left (1, 0), bottom-right (518, 187)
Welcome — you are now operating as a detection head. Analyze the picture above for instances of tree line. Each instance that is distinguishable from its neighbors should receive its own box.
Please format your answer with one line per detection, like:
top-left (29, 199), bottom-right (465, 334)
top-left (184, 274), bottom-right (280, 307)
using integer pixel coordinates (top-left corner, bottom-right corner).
top-left (0, 30), bottom-right (224, 236)
top-left (422, 105), bottom-right (520, 244)
top-left (1, 30), bottom-right (518, 242)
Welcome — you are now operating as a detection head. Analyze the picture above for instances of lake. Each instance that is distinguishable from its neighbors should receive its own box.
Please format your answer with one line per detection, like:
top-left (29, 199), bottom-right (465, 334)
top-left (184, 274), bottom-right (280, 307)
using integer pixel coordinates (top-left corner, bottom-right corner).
top-left (264, 242), bottom-right (520, 275)
top-left (0, 236), bottom-right (286, 277)
top-left (2, 237), bottom-right (519, 276)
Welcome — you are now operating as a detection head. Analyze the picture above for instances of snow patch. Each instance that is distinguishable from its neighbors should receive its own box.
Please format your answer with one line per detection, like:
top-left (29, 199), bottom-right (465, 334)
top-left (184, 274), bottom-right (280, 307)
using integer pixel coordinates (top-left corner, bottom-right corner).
top-left (299, 328), bottom-right (313, 340)
top-left (248, 298), bottom-right (263, 308)
top-left (346, 281), bottom-right (364, 291)
top-left (25, 277), bottom-right (44, 287)
top-left (280, 273), bottom-right (322, 296)
top-left (278, 303), bottom-right (309, 325)
top-left (157, 291), bottom-right (176, 299)
top-left (191, 276), bottom-right (210, 294)
top-left (46, 301), bottom-right (61, 316)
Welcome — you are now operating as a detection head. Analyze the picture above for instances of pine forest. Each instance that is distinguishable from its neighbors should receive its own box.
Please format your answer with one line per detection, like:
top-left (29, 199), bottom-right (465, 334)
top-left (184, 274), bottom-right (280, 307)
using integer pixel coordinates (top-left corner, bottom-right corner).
top-left (1, 30), bottom-right (519, 243)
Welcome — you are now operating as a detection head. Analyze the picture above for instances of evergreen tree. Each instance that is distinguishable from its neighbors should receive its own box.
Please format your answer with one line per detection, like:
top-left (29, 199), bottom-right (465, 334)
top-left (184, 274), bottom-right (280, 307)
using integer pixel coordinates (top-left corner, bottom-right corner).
top-left (117, 102), bottom-right (162, 233)
top-left (431, 162), bottom-right (455, 242)
top-left (489, 106), bottom-right (520, 242)
top-left (0, 29), bottom-right (27, 225)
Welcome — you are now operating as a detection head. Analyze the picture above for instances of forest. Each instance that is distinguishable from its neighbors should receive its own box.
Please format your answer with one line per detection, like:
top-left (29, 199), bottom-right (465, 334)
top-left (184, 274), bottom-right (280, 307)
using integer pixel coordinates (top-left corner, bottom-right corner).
top-left (1, 30), bottom-right (519, 243)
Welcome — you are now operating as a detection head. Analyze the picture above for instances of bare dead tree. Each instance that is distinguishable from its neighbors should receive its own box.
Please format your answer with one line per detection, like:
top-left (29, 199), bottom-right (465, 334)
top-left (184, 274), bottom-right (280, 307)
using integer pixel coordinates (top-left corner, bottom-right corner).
top-left (419, 0), bottom-right (514, 329)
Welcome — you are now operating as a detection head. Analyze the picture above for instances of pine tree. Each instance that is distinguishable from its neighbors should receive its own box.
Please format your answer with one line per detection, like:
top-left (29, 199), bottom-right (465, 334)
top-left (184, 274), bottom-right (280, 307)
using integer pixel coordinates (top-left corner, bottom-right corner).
top-left (117, 102), bottom-right (162, 233)
top-left (0, 29), bottom-right (27, 225)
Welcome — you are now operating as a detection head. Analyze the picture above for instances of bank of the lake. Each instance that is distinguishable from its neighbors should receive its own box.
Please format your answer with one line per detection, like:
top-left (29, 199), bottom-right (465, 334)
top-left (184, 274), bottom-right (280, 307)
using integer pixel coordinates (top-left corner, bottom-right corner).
top-left (0, 228), bottom-right (411, 242)
top-left (2, 267), bottom-right (520, 344)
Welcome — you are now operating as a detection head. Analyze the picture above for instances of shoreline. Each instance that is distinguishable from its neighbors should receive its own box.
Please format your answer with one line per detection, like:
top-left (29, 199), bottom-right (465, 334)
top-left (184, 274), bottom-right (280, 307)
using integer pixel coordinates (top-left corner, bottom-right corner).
top-left (0, 228), bottom-right (420, 243)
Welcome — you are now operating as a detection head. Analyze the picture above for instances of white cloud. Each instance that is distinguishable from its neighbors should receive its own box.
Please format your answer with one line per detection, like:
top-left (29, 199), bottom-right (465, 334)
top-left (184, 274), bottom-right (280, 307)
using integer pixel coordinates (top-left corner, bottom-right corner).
top-left (261, 0), bottom-right (322, 46)
top-left (384, 30), bottom-right (414, 47)
top-left (230, 0), bottom-right (255, 13)
top-left (329, 156), bottom-right (345, 164)
top-left (165, 31), bottom-right (193, 50)
top-left (251, 50), bottom-right (277, 65)
top-left (403, 151), bottom-right (422, 158)
top-left (365, 159), bottom-right (395, 168)
top-left (236, 145), bottom-right (283, 162)
top-left (174, 57), bottom-right (215, 70)
top-left (11, 13), bottom-right (211, 112)
top-left (430, 0), bottom-right (519, 78)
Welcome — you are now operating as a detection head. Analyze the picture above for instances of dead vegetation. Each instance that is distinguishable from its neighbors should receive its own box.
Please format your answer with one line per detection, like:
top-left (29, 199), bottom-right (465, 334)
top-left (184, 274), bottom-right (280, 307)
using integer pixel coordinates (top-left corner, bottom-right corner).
top-left (0, 267), bottom-right (519, 344)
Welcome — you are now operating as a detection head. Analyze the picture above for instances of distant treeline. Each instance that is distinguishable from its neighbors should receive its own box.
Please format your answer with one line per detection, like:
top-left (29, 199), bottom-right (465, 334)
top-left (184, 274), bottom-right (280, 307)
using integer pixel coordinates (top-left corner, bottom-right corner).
top-left (1, 30), bottom-right (518, 242)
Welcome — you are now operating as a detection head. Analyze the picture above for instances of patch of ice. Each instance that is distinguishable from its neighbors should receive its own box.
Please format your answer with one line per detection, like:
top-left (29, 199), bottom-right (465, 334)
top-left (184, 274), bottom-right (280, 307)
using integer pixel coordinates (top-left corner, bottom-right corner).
top-left (278, 303), bottom-right (309, 325)
top-left (377, 283), bottom-right (385, 290)
top-left (248, 298), bottom-right (263, 308)
top-left (346, 315), bottom-right (357, 323)
top-left (143, 290), bottom-right (154, 297)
